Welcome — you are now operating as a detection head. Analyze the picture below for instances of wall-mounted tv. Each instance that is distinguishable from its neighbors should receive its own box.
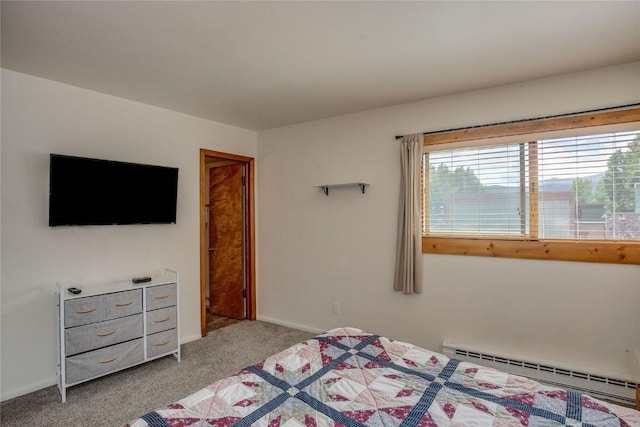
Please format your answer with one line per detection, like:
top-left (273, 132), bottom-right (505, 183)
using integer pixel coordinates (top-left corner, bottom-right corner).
top-left (49, 154), bottom-right (179, 226)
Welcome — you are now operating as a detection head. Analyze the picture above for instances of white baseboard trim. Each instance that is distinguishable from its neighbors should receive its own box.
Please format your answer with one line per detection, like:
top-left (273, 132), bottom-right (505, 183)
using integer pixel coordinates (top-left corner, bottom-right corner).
top-left (180, 333), bottom-right (202, 344)
top-left (1, 377), bottom-right (56, 402)
top-left (256, 316), bottom-right (324, 334)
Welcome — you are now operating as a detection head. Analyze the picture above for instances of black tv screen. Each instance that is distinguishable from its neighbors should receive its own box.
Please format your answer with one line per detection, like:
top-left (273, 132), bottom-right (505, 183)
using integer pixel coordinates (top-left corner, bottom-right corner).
top-left (49, 154), bottom-right (178, 226)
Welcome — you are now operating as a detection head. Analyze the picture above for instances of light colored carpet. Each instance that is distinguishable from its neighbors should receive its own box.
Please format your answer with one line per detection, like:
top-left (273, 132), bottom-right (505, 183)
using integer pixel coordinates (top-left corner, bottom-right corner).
top-left (0, 321), bottom-right (315, 427)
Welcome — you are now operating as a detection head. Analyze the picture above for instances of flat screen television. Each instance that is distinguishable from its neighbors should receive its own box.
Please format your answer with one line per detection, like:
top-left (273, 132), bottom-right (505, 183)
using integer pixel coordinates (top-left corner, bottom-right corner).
top-left (49, 154), bottom-right (179, 226)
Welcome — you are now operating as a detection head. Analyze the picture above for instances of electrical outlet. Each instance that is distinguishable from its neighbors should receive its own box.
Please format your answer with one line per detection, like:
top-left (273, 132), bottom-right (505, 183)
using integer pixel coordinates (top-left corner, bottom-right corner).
top-left (332, 302), bottom-right (340, 315)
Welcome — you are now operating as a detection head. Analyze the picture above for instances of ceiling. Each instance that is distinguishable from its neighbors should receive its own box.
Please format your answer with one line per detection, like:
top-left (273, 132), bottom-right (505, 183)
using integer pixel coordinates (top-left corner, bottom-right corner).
top-left (2, 1), bottom-right (639, 131)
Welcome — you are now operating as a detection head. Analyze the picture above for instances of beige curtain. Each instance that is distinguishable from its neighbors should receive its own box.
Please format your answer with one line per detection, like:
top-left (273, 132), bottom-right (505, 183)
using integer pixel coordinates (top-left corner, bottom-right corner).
top-left (394, 133), bottom-right (423, 294)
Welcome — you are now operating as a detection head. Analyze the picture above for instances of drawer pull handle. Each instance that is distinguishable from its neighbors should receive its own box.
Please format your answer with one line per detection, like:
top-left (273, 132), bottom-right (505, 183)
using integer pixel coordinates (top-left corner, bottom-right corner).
top-left (154, 294), bottom-right (170, 300)
top-left (76, 307), bottom-right (96, 314)
top-left (154, 317), bottom-right (170, 323)
top-left (97, 330), bottom-right (116, 337)
top-left (99, 356), bottom-right (119, 364)
top-left (154, 339), bottom-right (171, 346)
top-left (115, 301), bottom-right (133, 307)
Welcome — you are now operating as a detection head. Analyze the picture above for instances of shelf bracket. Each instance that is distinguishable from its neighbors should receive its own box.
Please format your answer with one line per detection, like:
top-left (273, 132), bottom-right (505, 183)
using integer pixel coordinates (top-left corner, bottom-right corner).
top-left (321, 186), bottom-right (329, 196)
top-left (359, 183), bottom-right (366, 194)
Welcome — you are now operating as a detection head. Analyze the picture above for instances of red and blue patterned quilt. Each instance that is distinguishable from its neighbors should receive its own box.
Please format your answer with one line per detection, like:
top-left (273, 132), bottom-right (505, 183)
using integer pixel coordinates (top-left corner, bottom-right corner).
top-left (127, 327), bottom-right (640, 426)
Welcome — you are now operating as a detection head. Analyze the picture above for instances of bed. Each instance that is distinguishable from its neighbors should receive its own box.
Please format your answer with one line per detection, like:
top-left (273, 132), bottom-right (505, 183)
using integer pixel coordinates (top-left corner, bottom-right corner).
top-left (127, 327), bottom-right (640, 426)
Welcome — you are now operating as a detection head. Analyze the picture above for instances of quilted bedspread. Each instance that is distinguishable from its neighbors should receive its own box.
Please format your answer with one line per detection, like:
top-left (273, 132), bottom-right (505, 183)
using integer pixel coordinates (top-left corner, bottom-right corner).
top-left (127, 327), bottom-right (640, 427)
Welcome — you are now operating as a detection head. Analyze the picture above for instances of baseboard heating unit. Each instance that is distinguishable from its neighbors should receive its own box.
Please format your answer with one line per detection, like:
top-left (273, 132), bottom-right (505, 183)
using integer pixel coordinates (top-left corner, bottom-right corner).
top-left (442, 341), bottom-right (637, 406)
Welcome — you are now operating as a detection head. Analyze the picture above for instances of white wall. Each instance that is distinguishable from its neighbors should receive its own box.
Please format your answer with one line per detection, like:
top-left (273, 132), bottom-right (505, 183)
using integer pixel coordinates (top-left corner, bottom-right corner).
top-left (257, 62), bottom-right (640, 381)
top-left (0, 70), bottom-right (257, 400)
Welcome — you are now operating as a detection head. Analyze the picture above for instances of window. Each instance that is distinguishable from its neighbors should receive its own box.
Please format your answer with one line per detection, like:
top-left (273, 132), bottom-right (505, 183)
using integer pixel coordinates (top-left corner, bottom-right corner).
top-left (422, 108), bottom-right (640, 264)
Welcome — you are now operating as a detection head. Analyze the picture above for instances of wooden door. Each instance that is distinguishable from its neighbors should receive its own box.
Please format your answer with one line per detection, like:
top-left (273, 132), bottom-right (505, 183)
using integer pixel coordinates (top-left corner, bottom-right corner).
top-left (208, 164), bottom-right (244, 319)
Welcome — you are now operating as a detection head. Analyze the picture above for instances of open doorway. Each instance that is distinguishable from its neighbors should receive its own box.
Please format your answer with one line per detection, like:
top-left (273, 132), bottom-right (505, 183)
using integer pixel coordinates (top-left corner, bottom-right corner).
top-left (199, 149), bottom-right (255, 337)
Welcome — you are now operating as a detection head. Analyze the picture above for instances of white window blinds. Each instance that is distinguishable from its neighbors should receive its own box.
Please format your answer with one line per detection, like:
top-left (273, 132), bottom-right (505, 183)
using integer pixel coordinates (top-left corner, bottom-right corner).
top-left (426, 143), bottom-right (529, 237)
top-left (538, 130), bottom-right (640, 240)
top-left (424, 128), bottom-right (640, 241)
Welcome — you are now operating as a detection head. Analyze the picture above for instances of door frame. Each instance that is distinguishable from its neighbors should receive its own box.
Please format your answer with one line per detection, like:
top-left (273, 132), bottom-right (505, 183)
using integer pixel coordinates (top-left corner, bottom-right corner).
top-left (199, 149), bottom-right (256, 337)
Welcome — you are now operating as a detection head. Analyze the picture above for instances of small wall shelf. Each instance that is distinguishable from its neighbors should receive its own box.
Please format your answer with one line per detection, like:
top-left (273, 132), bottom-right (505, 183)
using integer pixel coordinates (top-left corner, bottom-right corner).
top-left (315, 182), bottom-right (369, 196)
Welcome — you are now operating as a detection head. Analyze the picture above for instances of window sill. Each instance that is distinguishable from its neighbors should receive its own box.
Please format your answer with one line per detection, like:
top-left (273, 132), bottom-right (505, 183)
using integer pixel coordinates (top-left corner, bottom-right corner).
top-left (422, 236), bottom-right (640, 265)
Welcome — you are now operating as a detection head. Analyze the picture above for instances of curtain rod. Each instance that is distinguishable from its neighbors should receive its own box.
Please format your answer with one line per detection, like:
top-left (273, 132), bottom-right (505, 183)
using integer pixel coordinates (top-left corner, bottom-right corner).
top-left (394, 102), bottom-right (640, 140)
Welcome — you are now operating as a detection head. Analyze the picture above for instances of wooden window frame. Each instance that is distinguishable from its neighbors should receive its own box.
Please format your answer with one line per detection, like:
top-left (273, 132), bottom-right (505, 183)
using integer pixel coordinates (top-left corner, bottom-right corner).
top-left (422, 108), bottom-right (640, 264)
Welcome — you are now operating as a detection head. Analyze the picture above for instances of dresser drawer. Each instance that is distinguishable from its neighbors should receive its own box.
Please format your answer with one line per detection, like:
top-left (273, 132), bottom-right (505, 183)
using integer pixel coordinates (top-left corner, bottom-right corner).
top-left (64, 296), bottom-right (106, 327)
top-left (106, 289), bottom-right (142, 319)
top-left (146, 283), bottom-right (177, 310)
top-left (146, 306), bottom-right (177, 335)
top-left (146, 329), bottom-right (178, 359)
top-left (65, 314), bottom-right (143, 356)
top-left (66, 338), bottom-right (144, 384)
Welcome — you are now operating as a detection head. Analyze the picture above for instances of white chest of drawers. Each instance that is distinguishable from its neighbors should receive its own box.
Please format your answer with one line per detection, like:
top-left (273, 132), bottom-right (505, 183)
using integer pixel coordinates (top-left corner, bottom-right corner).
top-left (56, 269), bottom-right (180, 402)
